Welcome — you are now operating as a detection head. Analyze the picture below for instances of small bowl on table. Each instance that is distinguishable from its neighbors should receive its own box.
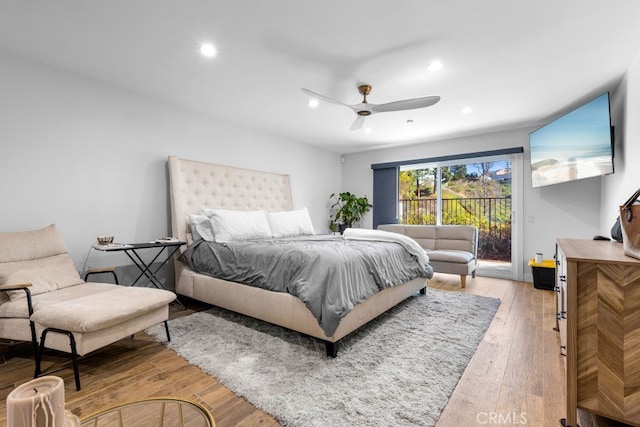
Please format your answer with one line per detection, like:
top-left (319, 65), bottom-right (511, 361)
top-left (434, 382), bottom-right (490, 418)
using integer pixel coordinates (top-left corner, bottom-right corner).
top-left (96, 236), bottom-right (114, 245)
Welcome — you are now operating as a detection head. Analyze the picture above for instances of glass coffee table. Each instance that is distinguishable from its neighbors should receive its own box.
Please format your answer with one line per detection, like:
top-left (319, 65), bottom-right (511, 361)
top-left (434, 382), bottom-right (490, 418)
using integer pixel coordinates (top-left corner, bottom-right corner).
top-left (79, 397), bottom-right (215, 426)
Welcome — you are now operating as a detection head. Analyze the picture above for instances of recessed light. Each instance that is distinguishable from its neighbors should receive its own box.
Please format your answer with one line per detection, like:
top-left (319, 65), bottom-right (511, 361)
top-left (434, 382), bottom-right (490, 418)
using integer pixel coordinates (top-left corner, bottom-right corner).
top-left (461, 107), bottom-right (473, 114)
top-left (427, 60), bottom-right (443, 72)
top-left (308, 99), bottom-right (319, 108)
top-left (364, 127), bottom-right (372, 133)
top-left (200, 43), bottom-right (217, 58)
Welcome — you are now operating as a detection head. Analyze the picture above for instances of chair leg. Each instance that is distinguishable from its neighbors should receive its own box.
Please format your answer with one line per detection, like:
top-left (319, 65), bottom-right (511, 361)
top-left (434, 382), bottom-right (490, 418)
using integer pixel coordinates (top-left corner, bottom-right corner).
top-left (164, 321), bottom-right (171, 342)
top-left (29, 320), bottom-right (39, 370)
top-left (36, 327), bottom-right (82, 391)
top-left (460, 275), bottom-right (467, 288)
top-left (34, 335), bottom-right (43, 379)
top-left (17, 288), bottom-right (39, 374)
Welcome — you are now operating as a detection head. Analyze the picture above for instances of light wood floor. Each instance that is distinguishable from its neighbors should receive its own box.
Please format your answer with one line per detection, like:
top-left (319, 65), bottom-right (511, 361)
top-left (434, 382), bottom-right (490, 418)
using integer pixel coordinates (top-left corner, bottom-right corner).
top-left (0, 274), bottom-right (616, 426)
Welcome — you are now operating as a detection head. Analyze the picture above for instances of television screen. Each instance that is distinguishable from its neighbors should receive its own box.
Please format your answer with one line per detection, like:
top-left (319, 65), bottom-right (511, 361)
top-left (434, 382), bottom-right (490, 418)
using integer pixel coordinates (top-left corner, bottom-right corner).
top-left (529, 92), bottom-right (613, 188)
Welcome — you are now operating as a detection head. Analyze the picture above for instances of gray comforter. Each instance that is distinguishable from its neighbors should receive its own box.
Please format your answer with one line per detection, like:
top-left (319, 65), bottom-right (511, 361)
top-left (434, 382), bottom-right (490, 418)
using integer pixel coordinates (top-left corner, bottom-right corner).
top-left (180, 235), bottom-right (433, 336)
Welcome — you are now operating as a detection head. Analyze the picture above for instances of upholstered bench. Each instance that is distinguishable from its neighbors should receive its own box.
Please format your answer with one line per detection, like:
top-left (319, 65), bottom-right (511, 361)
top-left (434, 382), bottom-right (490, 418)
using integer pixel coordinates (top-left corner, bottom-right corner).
top-left (0, 224), bottom-right (176, 390)
top-left (377, 224), bottom-right (478, 287)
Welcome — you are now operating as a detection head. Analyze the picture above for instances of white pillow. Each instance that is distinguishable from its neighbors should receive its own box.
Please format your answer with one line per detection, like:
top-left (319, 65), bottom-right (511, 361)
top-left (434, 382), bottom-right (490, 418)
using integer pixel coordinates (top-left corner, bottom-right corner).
top-left (266, 208), bottom-right (315, 238)
top-left (187, 213), bottom-right (215, 242)
top-left (203, 209), bottom-right (272, 242)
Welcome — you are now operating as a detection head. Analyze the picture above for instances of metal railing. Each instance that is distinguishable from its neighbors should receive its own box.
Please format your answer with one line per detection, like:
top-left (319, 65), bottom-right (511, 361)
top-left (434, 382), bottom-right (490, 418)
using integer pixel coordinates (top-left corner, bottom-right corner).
top-left (400, 197), bottom-right (512, 261)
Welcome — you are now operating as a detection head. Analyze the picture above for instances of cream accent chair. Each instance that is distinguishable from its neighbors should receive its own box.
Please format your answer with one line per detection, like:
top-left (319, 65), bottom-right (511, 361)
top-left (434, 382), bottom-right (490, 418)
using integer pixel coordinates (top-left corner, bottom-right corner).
top-left (0, 224), bottom-right (176, 390)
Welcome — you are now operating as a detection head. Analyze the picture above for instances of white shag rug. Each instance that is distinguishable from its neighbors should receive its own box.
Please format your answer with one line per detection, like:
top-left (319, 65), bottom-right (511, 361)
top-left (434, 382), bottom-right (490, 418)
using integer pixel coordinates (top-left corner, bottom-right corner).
top-left (147, 287), bottom-right (500, 427)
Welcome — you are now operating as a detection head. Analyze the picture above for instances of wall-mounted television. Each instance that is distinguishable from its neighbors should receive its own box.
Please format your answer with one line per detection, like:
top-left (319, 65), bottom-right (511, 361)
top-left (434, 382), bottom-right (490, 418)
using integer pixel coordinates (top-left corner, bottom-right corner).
top-left (529, 92), bottom-right (614, 188)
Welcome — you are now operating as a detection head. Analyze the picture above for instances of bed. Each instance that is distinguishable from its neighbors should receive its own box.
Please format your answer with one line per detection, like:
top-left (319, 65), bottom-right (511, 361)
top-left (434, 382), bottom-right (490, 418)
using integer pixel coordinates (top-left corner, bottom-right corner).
top-left (167, 155), bottom-right (429, 356)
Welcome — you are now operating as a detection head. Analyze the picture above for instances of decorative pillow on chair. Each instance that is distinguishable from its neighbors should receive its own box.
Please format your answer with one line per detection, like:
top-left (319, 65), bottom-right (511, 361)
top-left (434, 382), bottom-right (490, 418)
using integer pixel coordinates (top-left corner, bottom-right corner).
top-left (0, 224), bottom-right (83, 301)
top-left (266, 208), bottom-right (316, 238)
top-left (0, 257), bottom-right (83, 301)
top-left (0, 224), bottom-right (68, 263)
top-left (202, 209), bottom-right (272, 242)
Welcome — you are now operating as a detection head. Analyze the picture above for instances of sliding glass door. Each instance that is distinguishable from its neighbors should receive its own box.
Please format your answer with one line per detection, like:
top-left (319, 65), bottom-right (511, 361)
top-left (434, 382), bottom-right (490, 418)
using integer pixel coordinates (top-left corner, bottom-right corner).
top-left (399, 155), bottom-right (518, 279)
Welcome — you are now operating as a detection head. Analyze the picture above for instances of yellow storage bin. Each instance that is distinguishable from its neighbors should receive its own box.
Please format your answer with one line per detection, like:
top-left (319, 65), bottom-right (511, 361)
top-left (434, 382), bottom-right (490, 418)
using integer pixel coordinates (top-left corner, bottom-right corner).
top-left (528, 258), bottom-right (556, 290)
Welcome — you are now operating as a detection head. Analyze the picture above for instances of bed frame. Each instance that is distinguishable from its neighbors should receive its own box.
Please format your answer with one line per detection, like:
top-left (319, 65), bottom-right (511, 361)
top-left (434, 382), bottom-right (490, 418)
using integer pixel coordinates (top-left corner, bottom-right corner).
top-left (167, 155), bottom-right (427, 356)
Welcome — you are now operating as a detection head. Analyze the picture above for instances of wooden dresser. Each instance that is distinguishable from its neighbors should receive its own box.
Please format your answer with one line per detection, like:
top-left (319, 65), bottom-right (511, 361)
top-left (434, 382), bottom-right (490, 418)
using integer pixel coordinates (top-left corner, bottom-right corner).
top-left (556, 238), bottom-right (640, 427)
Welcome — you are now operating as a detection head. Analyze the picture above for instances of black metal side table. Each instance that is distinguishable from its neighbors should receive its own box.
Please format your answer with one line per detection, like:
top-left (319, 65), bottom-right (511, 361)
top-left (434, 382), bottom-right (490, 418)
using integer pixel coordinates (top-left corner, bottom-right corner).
top-left (92, 240), bottom-right (186, 308)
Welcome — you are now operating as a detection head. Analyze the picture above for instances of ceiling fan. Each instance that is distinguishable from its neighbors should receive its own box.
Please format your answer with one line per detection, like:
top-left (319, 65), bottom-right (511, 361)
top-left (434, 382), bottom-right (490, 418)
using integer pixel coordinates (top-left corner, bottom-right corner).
top-left (301, 84), bottom-right (440, 130)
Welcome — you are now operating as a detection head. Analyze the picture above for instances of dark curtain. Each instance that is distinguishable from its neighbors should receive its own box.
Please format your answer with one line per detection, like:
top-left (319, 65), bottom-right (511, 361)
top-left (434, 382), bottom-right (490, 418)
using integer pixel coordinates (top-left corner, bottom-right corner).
top-left (372, 166), bottom-right (399, 228)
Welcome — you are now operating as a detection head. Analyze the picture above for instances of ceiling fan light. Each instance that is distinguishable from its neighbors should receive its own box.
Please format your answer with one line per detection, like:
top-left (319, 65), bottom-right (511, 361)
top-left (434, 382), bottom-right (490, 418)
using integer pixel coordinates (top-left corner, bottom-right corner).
top-left (427, 60), bottom-right (443, 72)
top-left (200, 43), bottom-right (217, 57)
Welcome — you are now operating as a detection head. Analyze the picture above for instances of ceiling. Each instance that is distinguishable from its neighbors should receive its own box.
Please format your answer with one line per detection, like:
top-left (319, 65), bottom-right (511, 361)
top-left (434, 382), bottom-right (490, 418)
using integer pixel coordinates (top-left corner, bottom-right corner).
top-left (2, 1), bottom-right (640, 154)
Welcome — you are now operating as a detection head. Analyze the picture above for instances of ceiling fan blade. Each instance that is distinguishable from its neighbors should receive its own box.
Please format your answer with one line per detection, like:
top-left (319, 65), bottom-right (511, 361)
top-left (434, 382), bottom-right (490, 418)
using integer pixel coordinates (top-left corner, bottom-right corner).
top-left (350, 116), bottom-right (365, 131)
top-left (301, 88), bottom-right (350, 107)
top-left (370, 96), bottom-right (441, 113)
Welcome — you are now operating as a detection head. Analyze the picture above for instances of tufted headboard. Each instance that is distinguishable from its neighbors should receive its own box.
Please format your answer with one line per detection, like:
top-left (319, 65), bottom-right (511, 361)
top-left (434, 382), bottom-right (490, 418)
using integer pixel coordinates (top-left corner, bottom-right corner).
top-left (167, 156), bottom-right (293, 246)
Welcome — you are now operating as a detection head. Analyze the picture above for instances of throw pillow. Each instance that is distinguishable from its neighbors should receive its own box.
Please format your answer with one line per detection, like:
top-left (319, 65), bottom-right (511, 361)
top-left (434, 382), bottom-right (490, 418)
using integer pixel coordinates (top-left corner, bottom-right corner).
top-left (203, 209), bottom-right (272, 242)
top-left (266, 208), bottom-right (316, 238)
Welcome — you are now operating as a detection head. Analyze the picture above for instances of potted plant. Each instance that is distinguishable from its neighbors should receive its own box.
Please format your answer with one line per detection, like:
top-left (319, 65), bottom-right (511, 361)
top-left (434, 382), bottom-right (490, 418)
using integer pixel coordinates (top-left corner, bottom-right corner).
top-left (329, 192), bottom-right (373, 233)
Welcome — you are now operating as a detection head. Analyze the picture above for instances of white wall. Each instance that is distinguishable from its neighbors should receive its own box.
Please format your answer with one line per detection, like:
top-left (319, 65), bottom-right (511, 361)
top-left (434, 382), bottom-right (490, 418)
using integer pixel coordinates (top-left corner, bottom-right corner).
top-left (2, 45), bottom-right (635, 286)
top-left (601, 50), bottom-right (640, 231)
top-left (342, 127), bottom-right (604, 281)
top-left (0, 52), bottom-right (341, 278)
